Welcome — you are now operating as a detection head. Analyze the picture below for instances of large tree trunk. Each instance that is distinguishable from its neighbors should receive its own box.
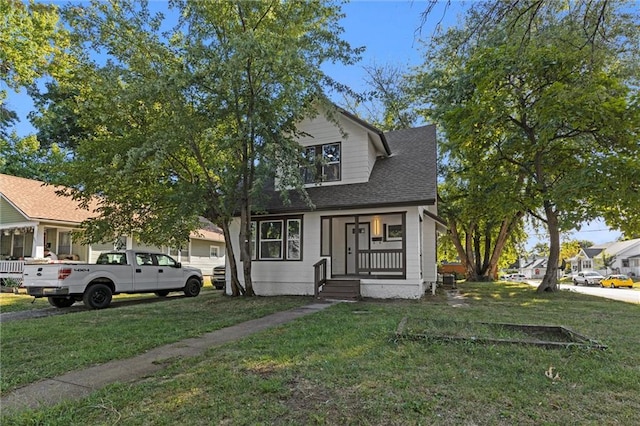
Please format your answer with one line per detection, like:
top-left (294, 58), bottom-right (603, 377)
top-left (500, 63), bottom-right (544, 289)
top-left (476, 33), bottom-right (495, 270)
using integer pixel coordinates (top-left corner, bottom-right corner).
top-left (449, 220), bottom-right (478, 281)
top-left (239, 199), bottom-right (256, 296)
top-left (537, 201), bottom-right (560, 292)
top-left (484, 212), bottom-right (524, 280)
top-left (220, 221), bottom-right (245, 296)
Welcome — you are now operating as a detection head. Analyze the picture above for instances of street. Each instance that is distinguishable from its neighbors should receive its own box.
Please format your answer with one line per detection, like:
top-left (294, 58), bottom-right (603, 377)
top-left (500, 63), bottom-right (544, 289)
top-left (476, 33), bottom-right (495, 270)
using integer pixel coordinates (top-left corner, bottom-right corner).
top-left (527, 281), bottom-right (640, 304)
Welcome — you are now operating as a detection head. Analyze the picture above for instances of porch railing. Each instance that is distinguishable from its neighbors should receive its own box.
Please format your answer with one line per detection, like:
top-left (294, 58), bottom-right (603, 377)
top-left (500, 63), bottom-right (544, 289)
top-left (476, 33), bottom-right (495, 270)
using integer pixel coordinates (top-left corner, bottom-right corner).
top-left (313, 258), bottom-right (327, 298)
top-left (0, 260), bottom-right (26, 282)
top-left (357, 249), bottom-right (404, 274)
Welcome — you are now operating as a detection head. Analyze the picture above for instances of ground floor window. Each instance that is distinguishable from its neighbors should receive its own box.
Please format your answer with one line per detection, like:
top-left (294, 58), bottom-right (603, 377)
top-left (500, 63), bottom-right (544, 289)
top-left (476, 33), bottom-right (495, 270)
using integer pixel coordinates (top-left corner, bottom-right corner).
top-left (251, 215), bottom-right (302, 261)
top-left (58, 231), bottom-right (72, 255)
top-left (169, 245), bottom-right (189, 260)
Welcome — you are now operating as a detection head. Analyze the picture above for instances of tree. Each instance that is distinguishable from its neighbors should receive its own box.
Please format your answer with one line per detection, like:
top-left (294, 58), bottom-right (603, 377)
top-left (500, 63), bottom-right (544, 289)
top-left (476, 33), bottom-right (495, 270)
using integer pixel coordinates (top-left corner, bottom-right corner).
top-left (342, 63), bottom-right (419, 131)
top-left (0, 133), bottom-right (66, 180)
top-left (414, 0), bottom-right (640, 291)
top-left (1, 0), bottom-right (71, 139)
top-left (436, 159), bottom-right (525, 281)
top-left (37, 0), bottom-right (360, 296)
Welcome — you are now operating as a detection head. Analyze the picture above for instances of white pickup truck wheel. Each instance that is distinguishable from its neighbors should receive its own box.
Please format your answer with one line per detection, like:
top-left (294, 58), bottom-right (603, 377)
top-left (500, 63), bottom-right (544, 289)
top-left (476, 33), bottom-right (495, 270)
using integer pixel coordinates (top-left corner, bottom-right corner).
top-left (83, 283), bottom-right (113, 309)
top-left (183, 278), bottom-right (201, 297)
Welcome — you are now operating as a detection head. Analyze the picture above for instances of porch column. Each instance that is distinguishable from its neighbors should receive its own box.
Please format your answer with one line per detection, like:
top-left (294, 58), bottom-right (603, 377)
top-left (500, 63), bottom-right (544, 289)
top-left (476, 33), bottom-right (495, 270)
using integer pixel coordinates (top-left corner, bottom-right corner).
top-left (354, 215), bottom-right (359, 275)
top-left (32, 225), bottom-right (45, 258)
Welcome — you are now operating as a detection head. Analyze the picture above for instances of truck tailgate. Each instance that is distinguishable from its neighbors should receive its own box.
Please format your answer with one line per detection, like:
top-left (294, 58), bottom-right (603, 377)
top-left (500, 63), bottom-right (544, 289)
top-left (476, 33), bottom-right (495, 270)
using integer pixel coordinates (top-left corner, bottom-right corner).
top-left (22, 264), bottom-right (69, 286)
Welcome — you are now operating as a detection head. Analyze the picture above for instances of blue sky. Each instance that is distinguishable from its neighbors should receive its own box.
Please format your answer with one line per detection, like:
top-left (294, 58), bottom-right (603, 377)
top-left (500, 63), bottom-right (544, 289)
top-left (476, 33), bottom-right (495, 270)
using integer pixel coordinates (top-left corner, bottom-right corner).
top-left (5, 0), bottom-right (623, 247)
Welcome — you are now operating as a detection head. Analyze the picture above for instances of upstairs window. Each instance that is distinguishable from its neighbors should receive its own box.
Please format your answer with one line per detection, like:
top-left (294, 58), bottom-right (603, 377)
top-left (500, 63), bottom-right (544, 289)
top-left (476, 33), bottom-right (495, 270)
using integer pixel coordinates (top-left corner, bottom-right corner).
top-left (301, 142), bottom-right (341, 184)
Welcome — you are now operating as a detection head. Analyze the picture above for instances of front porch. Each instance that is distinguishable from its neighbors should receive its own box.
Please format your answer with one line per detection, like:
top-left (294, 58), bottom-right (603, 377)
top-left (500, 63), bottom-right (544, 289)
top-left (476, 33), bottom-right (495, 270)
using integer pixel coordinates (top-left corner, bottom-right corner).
top-left (313, 212), bottom-right (412, 300)
top-left (320, 212), bottom-right (407, 279)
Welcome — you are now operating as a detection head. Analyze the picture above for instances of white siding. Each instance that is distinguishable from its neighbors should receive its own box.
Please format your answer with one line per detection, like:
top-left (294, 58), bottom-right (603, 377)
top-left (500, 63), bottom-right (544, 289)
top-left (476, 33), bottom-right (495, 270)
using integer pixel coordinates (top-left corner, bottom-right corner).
top-left (229, 205), bottom-right (439, 299)
top-left (188, 240), bottom-right (225, 275)
top-left (296, 115), bottom-right (375, 186)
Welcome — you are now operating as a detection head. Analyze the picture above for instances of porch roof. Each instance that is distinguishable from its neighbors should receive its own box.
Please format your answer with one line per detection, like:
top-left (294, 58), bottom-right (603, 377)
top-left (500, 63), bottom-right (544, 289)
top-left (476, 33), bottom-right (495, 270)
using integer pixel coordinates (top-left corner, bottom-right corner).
top-left (257, 125), bottom-right (437, 213)
top-left (0, 174), bottom-right (99, 224)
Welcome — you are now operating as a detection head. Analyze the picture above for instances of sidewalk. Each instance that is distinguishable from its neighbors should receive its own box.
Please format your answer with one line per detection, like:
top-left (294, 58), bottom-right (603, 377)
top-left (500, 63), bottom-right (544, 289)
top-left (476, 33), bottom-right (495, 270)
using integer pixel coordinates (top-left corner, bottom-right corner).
top-left (1, 301), bottom-right (338, 413)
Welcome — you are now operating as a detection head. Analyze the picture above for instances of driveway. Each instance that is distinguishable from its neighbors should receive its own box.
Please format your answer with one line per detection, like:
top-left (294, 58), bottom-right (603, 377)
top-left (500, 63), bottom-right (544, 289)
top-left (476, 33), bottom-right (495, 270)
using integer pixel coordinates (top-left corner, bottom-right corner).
top-left (0, 294), bottom-right (189, 323)
top-left (527, 280), bottom-right (640, 304)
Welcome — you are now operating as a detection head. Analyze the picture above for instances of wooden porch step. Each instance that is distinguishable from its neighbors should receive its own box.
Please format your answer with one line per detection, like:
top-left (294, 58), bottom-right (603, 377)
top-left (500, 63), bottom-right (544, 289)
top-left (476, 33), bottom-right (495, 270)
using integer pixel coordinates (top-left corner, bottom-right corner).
top-left (319, 279), bottom-right (361, 301)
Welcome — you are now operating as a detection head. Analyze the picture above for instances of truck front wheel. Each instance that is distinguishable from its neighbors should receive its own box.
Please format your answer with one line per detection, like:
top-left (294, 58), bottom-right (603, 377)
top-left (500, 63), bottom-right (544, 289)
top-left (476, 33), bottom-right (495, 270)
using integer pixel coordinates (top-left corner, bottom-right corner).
top-left (183, 278), bottom-right (201, 297)
top-left (83, 284), bottom-right (113, 309)
top-left (48, 296), bottom-right (75, 308)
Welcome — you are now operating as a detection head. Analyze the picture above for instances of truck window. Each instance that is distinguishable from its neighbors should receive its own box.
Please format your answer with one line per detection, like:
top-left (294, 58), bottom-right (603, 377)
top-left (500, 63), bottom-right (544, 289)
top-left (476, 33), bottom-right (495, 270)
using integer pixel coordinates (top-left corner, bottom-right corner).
top-left (97, 253), bottom-right (127, 265)
top-left (155, 254), bottom-right (177, 267)
top-left (136, 253), bottom-right (154, 266)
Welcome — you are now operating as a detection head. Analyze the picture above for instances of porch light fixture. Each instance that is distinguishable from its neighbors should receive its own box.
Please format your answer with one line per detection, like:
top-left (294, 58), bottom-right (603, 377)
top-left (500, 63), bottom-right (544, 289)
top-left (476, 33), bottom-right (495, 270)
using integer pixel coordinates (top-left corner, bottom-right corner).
top-left (372, 216), bottom-right (382, 237)
top-left (3, 230), bottom-right (9, 236)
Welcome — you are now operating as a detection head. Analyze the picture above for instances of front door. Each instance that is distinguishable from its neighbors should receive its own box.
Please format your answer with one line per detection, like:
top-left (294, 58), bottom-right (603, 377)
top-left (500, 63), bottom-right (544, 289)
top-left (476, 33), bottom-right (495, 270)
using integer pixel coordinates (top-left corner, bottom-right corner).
top-left (346, 223), bottom-right (370, 275)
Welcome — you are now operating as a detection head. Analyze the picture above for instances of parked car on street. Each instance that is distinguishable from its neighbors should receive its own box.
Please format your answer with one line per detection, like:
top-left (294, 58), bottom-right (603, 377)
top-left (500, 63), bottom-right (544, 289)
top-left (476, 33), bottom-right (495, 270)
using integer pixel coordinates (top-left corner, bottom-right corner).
top-left (213, 265), bottom-right (226, 290)
top-left (503, 273), bottom-right (527, 282)
top-left (573, 271), bottom-right (604, 286)
top-left (600, 274), bottom-right (634, 289)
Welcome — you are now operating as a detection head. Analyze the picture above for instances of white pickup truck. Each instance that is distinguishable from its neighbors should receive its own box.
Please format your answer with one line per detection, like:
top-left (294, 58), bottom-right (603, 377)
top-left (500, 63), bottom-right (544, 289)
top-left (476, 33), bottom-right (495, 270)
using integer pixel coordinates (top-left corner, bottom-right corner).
top-left (22, 250), bottom-right (203, 309)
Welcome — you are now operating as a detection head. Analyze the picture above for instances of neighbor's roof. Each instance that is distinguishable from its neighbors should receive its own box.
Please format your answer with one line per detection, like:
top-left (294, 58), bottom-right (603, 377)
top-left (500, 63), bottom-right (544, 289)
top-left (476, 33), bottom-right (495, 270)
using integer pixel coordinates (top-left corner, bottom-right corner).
top-left (0, 173), bottom-right (99, 224)
top-left (190, 217), bottom-right (224, 243)
top-left (1, 174), bottom-right (225, 242)
top-left (257, 124), bottom-right (438, 213)
top-left (583, 248), bottom-right (605, 258)
top-left (593, 238), bottom-right (640, 256)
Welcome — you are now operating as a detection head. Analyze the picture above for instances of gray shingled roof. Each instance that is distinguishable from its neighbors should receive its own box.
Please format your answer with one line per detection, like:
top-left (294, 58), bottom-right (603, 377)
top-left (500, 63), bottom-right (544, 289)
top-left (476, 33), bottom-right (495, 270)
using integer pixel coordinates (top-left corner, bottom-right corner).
top-left (583, 248), bottom-right (604, 258)
top-left (257, 125), bottom-right (437, 214)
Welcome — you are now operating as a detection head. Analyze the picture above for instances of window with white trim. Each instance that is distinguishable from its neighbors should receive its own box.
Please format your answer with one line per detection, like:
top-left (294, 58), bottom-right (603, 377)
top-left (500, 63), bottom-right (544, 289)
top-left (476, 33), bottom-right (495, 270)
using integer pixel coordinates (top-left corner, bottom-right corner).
top-left (169, 246), bottom-right (189, 260)
top-left (210, 246), bottom-right (220, 258)
top-left (58, 231), bottom-right (71, 255)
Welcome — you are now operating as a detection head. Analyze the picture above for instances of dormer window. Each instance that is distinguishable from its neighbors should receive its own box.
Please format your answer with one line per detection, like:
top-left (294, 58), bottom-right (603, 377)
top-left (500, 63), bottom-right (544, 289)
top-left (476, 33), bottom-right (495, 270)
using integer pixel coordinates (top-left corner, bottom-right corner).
top-left (301, 142), bottom-right (341, 184)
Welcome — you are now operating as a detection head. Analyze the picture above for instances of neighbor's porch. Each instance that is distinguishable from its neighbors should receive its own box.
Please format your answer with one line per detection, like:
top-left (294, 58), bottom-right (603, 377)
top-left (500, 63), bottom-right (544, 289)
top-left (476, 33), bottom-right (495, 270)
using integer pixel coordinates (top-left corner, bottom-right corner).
top-left (0, 225), bottom-right (86, 281)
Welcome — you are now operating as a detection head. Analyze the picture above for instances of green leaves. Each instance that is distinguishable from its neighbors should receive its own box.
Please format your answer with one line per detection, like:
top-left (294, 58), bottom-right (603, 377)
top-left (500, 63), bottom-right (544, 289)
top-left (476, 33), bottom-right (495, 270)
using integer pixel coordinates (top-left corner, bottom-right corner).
top-left (415, 0), bottom-right (640, 283)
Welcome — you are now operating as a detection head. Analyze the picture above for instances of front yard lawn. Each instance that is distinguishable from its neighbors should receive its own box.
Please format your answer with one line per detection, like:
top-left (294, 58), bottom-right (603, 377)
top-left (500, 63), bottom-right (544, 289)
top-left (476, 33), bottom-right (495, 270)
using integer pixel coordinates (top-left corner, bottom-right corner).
top-left (2, 282), bottom-right (639, 425)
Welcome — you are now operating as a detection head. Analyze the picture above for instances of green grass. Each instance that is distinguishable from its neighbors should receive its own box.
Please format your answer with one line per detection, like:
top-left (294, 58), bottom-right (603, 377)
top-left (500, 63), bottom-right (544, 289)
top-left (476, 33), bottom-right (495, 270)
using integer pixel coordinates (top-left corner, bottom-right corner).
top-left (0, 287), bottom-right (310, 393)
top-left (2, 282), bottom-right (640, 425)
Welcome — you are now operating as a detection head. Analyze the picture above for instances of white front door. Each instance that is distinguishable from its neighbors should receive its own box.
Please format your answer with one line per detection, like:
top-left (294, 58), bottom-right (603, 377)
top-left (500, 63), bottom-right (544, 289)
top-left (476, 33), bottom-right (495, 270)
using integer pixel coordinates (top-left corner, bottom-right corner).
top-left (346, 223), bottom-right (370, 275)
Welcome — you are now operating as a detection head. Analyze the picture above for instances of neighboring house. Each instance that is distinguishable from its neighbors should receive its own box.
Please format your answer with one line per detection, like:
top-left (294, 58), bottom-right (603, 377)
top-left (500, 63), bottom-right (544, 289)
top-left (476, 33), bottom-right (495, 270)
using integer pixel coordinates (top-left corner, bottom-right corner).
top-left (569, 238), bottom-right (640, 277)
top-left (0, 174), bottom-right (224, 281)
top-left (520, 257), bottom-right (548, 279)
top-left (228, 109), bottom-right (446, 299)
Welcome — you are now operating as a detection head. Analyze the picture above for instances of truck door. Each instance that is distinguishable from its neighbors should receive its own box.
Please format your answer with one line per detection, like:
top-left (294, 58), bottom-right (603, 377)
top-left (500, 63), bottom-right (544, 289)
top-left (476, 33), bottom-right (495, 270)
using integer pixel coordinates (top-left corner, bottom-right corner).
top-left (153, 253), bottom-right (184, 290)
top-left (133, 252), bottom-right (158, 291)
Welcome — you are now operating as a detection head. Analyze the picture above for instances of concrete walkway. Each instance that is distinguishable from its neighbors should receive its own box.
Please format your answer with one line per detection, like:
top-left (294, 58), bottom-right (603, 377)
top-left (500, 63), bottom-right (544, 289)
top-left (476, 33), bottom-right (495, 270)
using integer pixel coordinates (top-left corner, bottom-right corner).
top-left (1, 301), bottom-right (338, 413)
top-left (445, 289), bottom-right (469, 307)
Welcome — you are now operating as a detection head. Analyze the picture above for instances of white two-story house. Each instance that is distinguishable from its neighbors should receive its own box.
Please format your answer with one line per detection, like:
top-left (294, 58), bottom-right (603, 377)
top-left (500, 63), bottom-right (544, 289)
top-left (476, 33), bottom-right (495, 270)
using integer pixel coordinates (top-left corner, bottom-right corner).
top-left (228, 109), bottom-right (445, 299)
